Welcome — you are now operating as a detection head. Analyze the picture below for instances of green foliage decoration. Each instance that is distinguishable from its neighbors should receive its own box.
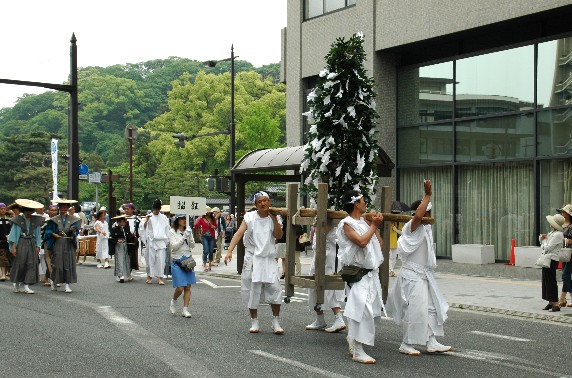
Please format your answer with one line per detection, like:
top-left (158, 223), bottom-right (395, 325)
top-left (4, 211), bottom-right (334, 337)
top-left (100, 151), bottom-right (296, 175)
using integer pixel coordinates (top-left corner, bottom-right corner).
top-left (300, 32), bottom-right (381, 209)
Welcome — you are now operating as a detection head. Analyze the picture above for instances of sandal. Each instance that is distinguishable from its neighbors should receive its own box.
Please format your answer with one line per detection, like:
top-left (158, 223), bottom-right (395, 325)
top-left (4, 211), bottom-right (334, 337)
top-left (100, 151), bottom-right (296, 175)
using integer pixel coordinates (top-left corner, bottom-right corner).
top-left (158, 280), bottom-right (165, 285)
top-left (146, 278), bottom-right (153, 284)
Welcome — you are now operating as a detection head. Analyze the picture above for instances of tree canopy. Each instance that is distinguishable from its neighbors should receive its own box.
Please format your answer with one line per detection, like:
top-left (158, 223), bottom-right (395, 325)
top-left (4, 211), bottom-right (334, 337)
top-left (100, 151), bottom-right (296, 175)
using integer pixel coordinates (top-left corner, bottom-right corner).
top-left (0, 57), bottom-right (284, 207)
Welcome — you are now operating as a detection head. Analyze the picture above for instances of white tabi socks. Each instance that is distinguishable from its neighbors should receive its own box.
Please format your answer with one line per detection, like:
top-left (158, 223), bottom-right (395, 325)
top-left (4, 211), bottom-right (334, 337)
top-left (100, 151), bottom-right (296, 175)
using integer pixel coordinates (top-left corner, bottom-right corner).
top-left (64, 284), bottom-right (72, 293)
top-left (352, 341), bottom-right (376, 364)
top-left (324, 312), bottom-right (346, 333)
top-left (271, 316), bottom-right (284, 335)
top-left (249, 318), bottom-right (260, 333)
top-left (305, 313), bottom-right (327, 330)
top-left (170, 299), bottom-right (177, 314)
top-left (13, 282), bottom-right (20, 293)
top-left (426, 335), bottom-right (452, 353)
top-left (22, 284), bottom-right (34, 294)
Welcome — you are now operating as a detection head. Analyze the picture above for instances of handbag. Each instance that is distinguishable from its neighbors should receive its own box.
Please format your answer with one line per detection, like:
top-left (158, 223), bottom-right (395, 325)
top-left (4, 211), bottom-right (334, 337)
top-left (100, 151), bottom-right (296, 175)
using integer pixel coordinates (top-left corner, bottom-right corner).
top-left (340, 265), bottom-right (372, 284)
top-left (534, 253), bottom-right (553, 268)
top-left (558, 247), bottom-right (572, 263)
top-left (176, 255), bottom-right (196, 272)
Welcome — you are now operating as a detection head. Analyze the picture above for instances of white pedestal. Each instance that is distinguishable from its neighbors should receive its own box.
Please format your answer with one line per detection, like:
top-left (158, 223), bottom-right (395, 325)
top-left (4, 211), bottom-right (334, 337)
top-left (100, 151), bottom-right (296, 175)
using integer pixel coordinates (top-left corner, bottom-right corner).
top-left (451, 244), bottom-right (495, 264)
top-left (514, 246), bottom-right (542, 268)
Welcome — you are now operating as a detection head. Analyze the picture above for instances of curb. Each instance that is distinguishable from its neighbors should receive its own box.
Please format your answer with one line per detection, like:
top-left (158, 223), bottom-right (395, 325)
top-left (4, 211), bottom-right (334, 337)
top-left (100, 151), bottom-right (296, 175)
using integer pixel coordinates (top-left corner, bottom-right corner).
top-left (449, 302), bottom-right (572, 325)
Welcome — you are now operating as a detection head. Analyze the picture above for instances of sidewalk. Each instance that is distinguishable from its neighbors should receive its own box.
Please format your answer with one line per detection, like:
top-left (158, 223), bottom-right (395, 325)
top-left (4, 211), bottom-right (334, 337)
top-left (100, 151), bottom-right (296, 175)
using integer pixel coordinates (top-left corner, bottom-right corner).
top-left (201, 248), bottom-right (572, 325)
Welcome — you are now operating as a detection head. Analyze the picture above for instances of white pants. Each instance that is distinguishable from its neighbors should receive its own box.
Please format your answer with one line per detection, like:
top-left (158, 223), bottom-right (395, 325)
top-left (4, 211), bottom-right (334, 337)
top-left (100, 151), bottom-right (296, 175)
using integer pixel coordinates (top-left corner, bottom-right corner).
top-left (241, 267), bottom-right (282, 309)
top-left (148, 245), bottom-right (166, 278)
top-left (389, 248), bottom-right (398, 271)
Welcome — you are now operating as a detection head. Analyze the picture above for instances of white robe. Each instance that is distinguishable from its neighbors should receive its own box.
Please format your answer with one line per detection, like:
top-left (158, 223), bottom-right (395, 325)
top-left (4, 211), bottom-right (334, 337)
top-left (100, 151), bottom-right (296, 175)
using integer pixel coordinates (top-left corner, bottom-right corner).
top-left (385, 221), bottom-right (449, 345)
top-left (144, 213), bottom-right (170, 277)
top-left (240, 211), bottom-right (282, 309)
top-left (307, 228), bottom-right (345, 310)
top-left (336, 216), bottom-right (384, 346)
top-left (94, 220), bottom-right (109, 260)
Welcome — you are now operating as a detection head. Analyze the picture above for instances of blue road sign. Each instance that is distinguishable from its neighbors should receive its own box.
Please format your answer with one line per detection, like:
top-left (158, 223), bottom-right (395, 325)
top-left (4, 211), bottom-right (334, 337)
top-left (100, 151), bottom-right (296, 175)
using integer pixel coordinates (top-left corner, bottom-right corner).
top-left (78, 163), bottom-right (89, 175)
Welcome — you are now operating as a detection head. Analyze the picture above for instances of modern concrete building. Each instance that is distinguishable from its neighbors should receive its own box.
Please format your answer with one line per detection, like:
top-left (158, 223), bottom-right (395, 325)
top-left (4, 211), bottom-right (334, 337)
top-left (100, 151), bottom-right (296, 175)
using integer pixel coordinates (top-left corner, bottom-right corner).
top-left (282, 0), bottom-right (572, 260)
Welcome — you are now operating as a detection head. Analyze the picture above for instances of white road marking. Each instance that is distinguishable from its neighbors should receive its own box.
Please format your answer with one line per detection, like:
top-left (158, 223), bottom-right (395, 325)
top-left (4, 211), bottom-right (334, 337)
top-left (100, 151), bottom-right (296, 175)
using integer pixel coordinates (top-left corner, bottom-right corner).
top-left (469, 330), bottom-right (532, 342)
top-left (449, 349), bottom-right (568, 377)
top-left (249, 350), bottom-right (350, 378)
top-left (199, 279), bottom-right (240, 288)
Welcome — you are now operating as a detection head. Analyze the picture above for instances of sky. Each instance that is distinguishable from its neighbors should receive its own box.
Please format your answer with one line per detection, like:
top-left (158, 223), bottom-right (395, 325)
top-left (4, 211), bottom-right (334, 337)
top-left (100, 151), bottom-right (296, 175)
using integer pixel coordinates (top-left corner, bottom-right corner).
top-left (0, 0), bottom-right (286, 109)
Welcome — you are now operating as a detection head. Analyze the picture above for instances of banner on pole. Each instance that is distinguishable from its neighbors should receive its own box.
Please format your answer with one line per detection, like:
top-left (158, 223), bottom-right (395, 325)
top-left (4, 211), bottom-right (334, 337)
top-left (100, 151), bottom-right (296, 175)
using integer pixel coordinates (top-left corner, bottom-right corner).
top-left (51, 139), bottom-right (60, 201)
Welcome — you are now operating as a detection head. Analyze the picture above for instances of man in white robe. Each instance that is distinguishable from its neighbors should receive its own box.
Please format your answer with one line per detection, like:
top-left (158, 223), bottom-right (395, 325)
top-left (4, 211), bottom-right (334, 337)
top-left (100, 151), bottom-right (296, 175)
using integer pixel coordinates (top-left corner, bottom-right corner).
top-left (386, 179), bottom-right (452, 356)
top-left (224, 191), bottom-right (284, 334)
top-left (142, 199), bottom-right (170, 285)
top-left (336, 190), bottom-right (384, 364)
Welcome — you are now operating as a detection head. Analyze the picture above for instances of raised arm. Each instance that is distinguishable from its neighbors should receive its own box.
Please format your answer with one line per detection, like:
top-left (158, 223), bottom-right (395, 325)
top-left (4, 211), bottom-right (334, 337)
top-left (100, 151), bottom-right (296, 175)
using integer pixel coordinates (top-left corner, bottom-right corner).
top-left (411, 180), bottom-right (432, 232)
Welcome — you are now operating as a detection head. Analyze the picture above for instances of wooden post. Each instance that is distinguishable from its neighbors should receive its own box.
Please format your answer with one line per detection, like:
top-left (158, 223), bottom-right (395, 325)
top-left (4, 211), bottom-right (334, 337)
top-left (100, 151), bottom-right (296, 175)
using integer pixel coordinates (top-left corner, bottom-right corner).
top-left (380, 186), bottom-right (391, 302)
top-left (285, 183), bottom-right (298, 298)
top-left (314, 183), bottom-right (328, 307)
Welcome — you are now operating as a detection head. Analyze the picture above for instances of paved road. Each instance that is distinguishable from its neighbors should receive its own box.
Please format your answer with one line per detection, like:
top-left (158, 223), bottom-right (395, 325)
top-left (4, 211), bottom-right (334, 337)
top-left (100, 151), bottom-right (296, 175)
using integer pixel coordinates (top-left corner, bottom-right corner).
top-left (1, 263), bottom-right (571, 378)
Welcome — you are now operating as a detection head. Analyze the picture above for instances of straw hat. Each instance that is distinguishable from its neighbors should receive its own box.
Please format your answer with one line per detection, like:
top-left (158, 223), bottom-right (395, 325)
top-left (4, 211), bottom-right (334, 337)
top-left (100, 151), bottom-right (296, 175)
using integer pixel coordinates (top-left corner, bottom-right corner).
top-left (212, 207), bottom-right (221, 212)
top-left (15, 199), bottom-right (44, 210)
top-left (557, 204), bottom-right (572, 217)
top-left (161, 204), bottom-right (171, 213)
top-left (546, 214), bottom-right (565, 231)
top-left (205, 206), bottom-right (212, 214)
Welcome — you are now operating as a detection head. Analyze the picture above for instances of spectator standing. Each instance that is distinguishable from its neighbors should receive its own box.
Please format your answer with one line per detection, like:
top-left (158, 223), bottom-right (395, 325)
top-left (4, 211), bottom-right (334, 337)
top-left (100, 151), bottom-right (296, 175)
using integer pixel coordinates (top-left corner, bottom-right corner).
top-left (557, 204), bottom-right (572, 308)
top-left (123, 203), bottom-right (140, 281)
top-left (0, 203), bottom-right (12, 281)
top-left (212, 207), bottom-right (226, 266)
top-left (194, 207), bottom-right (217, 272)
top-left (109, 215), bottom-right (136, 283)
top-left (539, 213), bottom-right (565, 311)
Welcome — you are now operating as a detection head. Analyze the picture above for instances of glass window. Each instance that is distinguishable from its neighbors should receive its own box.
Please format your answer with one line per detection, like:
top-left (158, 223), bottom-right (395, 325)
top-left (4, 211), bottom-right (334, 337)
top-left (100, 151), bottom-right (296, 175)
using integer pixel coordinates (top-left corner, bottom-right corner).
top-left (398, 124), bottom-right (453, 165)
top-left (457, 162), bottom-right (534, 260)
top-left (455, 114), bottom-right (535, 162)
top-left (538, 37), bottom-right (572, 108)
top-left (305, 0), bottom-right (323, 19)
top-left (325, 0), bottom-right (346, 12)
top-left (540, 159), bottom-right (572, 228)
top-left (398, 62), bottom-right (453, 126)
top-left (537, 108), bottom-right (572, 156)
top-left (399, 166), bottom-right (453, 257)
top-left (456, 46), bottom-right (534, 118)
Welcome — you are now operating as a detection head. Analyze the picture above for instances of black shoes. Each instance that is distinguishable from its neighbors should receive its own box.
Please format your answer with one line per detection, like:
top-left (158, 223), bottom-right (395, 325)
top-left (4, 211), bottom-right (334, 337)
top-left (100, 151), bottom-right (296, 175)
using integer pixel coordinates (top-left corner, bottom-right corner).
top-left (543, 304), bottom-right (553, 310)
top-left (551, 306), bottom-right (561, 312)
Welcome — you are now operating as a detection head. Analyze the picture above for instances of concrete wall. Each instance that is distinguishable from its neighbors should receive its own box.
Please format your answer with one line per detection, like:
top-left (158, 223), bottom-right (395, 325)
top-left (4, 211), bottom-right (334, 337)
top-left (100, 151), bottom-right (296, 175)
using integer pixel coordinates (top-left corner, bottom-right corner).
top-left (375, 0), bottom-right (572, 50)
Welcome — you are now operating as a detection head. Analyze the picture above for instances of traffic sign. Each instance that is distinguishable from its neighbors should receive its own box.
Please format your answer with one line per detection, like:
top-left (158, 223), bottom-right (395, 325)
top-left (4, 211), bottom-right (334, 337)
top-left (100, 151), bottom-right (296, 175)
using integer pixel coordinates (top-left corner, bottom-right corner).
top-left (88, 172), bottom-right (102, 184)
top-left (78, 163), bottom-right (89, 175)
top-left (170, 196), bottom-right (206, 215)
top-left (79, 174), bottom-right (88, 180)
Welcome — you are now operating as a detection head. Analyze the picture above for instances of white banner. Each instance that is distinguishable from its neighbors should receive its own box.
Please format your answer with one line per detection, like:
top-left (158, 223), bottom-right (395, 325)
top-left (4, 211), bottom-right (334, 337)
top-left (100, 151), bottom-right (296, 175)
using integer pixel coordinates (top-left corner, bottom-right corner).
top-left (51, 139), bottom-right (60, 201)
top-left (170, 196), bottom-right (206, 215)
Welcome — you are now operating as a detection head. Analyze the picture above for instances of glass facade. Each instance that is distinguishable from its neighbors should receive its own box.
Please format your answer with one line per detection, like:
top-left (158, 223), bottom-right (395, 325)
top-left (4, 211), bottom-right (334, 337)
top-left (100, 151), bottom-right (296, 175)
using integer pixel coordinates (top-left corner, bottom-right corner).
top-left (398, 37), bottom-right (572, 260)
top-left (304, 0), bottom-right (356, 20)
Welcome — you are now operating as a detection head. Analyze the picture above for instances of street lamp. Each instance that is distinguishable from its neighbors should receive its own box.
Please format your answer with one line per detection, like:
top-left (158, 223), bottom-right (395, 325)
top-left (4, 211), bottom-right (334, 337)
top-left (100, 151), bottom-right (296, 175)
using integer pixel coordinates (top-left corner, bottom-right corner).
top-left (124, 125), bottom-right (138, 203)
top-left (205, 44), bottom-right (237, 215)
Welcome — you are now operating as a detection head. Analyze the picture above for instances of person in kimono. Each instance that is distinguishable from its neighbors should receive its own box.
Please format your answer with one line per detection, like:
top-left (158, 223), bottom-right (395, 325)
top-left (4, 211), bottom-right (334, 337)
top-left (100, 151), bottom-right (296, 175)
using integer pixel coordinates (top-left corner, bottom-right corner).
top-left (109, 215), bottom-right (135, 283)
top-left (386, 179), bottom-right (452, 356)
top-left (305, 225), bottom-right (346, 333)
top-left (224, 191), bottom-right (285, 335)
top-left (123, 203), bottom-right (140, 281)
top-left (336, 190), bottom-right (384, 364)
top-left (44, 199), bottom-right (81, 293)
top-left (168, 214), bottom-right (196, 318)
top-left (0, 202), bottom-right (12, 281)
top-left (142, 199), bottom-right (170, 285)
top-left (7, 199), bottom-right (44, 294)
top-left (94, 211), bottom-right (110, 269)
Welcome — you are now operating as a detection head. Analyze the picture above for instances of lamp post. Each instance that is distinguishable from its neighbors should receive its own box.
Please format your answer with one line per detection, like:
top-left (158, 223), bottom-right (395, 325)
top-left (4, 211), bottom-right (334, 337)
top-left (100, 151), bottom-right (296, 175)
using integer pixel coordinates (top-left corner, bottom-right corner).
top-left (205, 45), bottom-right (237, 215)
top-left (124, 125), bottom-right (138, 203)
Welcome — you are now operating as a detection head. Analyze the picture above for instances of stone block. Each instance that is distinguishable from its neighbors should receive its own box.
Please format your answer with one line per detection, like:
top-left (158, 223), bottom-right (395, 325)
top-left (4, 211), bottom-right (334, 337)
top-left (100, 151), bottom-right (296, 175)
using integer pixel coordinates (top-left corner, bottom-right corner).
top-left (451, 244), bottom-right (495, 264)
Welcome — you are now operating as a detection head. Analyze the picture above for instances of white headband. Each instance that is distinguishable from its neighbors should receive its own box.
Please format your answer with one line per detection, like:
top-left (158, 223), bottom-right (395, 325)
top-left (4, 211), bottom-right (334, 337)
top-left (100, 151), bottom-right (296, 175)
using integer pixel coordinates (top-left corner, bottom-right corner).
top-left (254, 191), bottom-right (269, 200)
top-left (346, 194), bottom-right (363, 204)
top-left (427, 202), bottom-right (433, 212)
